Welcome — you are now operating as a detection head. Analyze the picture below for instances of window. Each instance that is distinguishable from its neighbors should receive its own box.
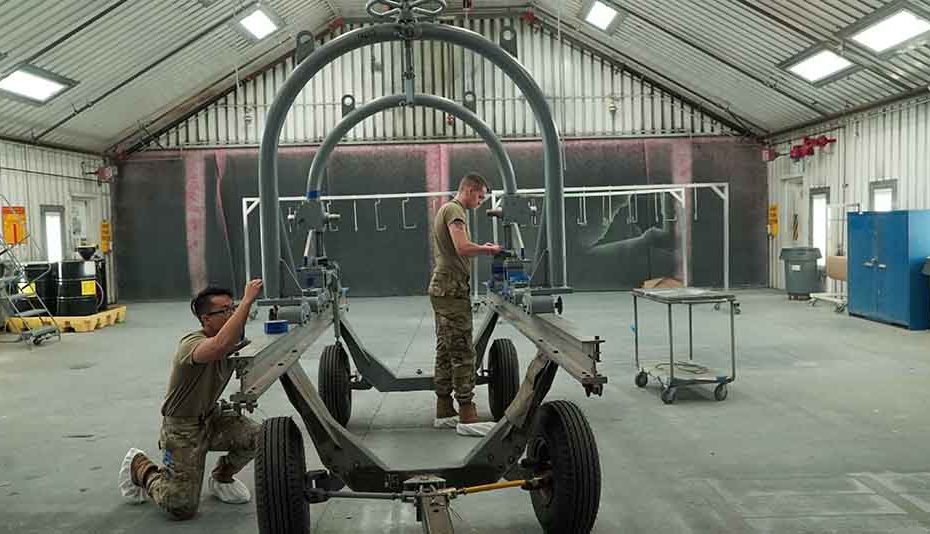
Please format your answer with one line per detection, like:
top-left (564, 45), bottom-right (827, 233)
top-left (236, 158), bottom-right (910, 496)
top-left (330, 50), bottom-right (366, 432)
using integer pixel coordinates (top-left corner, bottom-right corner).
top-left (41, 206), bottom-right (65, 263)
top-left (810, 189), bottom-right (829, 267)
top-left (870, 180), bottom-right (897, 212)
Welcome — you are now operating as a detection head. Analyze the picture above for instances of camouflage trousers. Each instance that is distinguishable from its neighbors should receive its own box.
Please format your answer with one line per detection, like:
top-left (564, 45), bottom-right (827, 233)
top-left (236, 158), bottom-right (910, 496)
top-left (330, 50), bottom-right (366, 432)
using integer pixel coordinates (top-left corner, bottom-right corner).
top-left (145, 410), bottom-right (260, 520)
top-left (430, 295), bottom-right (476, 404)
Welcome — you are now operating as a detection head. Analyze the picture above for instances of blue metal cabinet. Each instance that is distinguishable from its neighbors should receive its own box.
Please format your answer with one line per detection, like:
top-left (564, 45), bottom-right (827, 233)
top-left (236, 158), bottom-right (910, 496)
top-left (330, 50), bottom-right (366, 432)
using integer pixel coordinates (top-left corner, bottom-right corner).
top-left (847, 210), bottom-right (930, 330)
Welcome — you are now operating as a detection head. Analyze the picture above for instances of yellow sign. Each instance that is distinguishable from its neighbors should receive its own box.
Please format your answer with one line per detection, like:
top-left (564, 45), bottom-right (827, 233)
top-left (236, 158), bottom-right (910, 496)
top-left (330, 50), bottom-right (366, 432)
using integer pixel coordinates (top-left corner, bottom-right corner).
top-left (2, 206), bottom-right (27, 245)
top-left (767, 204), bottom-right (779, 237)
top-left (100, 220), bottom-right (112, 253)
top-left (81, 280), bottom-right (97, 296)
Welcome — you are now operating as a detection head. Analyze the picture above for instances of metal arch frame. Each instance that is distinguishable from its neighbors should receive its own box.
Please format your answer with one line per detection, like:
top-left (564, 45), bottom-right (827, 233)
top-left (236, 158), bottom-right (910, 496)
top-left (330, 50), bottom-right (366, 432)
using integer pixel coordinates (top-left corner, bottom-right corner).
top-left (307, 93), bottom-right (518, 196)
top-left (259, 22), bottom-right (567, 299)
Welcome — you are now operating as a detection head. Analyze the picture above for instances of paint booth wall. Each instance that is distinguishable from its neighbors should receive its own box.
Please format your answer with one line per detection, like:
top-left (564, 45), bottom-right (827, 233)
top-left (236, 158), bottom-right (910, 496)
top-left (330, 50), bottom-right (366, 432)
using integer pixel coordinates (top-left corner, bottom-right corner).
top-left (115, 137), bottom-right (765, 300)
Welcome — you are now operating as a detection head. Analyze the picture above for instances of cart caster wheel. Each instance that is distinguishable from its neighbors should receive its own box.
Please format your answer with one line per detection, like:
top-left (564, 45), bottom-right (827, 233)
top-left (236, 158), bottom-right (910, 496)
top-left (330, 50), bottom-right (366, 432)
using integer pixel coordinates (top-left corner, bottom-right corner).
top-left (734, 304), bottom-right (742, 315)
top-left (714, 383), bottom-right (728, 401)
top-left (32, 338), bottom-right (43, 346)
top-left (487, 338), bottom-right (520, 421)
top-left (661, 387), bottom-right (677, 404)
top-left (527, 401), bottom-right (601, 534)
top-left (256, 417), bottom-right (309, 534)
top-left (319, 344), bottom-right (352, 427)
top-left (714, 303), bottom-right (721, 311)
top-left (634, 371), bottom-right (648, 388)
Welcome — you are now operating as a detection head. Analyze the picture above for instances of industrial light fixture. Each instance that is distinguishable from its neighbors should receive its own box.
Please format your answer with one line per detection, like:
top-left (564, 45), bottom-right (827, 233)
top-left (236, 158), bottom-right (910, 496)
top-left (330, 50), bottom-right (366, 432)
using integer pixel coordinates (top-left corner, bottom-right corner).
top-left (781, 48), bottom-right (855, 85)
top-left (581, 0), bottom-right (625, 33)
top-left (0, 65), bottom-right (76, 104)
top-left (845, 4), bottom-right (930, 54)
top-left (233, 4), bottom-right (283, 42)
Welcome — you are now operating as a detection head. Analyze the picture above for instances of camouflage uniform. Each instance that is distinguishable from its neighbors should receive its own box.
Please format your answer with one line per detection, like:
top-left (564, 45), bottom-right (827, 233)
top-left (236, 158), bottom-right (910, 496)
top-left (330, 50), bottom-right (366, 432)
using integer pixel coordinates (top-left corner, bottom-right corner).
top-left (429, 200), bottom-right (476, 404)
top-left (145, 330), bottom-right (260, 519)
top-left (146, 410), bottom-right (259, 519)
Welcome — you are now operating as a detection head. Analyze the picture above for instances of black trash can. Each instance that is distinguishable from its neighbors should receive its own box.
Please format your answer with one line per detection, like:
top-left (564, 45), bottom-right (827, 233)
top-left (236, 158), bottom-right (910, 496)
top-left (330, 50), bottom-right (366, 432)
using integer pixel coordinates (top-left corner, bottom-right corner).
top-left (779, 247), bottom-right (822, 300)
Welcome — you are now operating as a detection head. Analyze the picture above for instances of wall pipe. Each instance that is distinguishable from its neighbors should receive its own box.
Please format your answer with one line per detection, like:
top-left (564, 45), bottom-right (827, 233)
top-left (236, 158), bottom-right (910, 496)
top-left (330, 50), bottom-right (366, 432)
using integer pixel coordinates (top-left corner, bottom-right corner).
top-left (259, 22), bottom-right (566, 298)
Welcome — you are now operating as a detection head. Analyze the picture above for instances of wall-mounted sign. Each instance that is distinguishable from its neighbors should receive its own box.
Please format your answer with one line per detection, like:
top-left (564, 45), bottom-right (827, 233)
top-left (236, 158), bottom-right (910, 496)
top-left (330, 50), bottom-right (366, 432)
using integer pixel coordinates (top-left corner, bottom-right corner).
top-left (2, 206), bottom-right (27, 245)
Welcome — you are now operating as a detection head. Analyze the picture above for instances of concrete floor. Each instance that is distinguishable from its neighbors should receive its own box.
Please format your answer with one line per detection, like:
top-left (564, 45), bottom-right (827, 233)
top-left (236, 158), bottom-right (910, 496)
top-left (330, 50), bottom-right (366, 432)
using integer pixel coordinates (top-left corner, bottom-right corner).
top-left (2, 289), bottom-right (930, 533)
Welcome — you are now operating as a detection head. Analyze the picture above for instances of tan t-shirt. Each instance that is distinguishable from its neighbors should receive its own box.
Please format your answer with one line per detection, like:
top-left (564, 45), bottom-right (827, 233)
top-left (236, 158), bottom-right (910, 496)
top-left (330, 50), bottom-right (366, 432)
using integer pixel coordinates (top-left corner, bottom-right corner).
top-left (160, 330), bottom-right (234, 417)
top-left (429, 199), bottom-right (471, 298)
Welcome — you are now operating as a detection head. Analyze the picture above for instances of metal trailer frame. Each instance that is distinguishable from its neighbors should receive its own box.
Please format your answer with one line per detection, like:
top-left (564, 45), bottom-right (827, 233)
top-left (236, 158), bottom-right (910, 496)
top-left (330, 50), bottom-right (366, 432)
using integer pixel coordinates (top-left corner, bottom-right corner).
top-left (631, 288), bottom-right (737, 404)
top-left (242, 2), bottom-right (605, 532)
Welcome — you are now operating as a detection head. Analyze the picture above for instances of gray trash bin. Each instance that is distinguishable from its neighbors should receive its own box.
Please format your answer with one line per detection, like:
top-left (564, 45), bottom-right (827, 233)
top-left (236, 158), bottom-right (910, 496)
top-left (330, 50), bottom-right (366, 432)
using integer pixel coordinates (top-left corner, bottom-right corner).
top-left (779, 247), bottom-right (822, 300)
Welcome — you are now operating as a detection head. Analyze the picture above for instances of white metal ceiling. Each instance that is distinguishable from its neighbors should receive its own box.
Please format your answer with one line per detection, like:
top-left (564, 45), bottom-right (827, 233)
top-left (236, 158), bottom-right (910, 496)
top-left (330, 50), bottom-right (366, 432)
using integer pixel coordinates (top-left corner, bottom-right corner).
top-left (0, 0), bottom-right (927, 153)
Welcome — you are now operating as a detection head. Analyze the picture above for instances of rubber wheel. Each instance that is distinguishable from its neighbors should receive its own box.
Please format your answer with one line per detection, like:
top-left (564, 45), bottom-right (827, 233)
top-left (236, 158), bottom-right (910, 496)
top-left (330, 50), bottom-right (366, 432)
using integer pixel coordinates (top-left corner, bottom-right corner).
top-left (319, 344), bottom-right (352, 427)
top-left (714, 383), bottom-right (728, 401)
top-left (634, 371), bottom-right (648, 388)
top-left (661, 387), bottom-right (677, 405)
top-left (487, 338), bottom-right (520, 421)
top-left (527, 400), bottom-right (601, 534)
top-left (256, 417), bottom-right (309, 534)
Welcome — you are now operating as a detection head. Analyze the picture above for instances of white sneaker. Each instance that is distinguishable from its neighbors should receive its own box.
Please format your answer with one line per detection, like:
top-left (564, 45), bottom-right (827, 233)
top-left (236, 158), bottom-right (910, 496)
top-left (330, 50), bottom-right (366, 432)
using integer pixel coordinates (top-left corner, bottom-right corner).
top-left (118, 448), bottom-right (147, 504)
top-left (209, 476), bottom-right (251, 504)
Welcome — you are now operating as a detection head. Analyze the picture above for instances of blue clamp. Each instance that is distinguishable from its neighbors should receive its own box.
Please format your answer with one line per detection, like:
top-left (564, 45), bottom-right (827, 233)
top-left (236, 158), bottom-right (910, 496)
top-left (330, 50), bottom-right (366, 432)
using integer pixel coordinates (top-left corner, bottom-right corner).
top-left (307, 190), bottom-right (321, 200)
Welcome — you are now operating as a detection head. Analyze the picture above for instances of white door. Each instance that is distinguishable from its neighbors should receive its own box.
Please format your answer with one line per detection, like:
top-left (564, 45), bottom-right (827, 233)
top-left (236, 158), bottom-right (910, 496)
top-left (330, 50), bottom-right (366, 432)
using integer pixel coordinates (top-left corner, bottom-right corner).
top-left (42, 206), bottom-right (65, 263)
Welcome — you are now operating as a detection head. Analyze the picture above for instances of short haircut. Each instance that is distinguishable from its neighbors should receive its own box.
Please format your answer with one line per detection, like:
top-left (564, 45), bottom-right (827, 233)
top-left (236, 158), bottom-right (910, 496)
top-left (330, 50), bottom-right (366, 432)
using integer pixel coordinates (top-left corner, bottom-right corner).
top-left (190, 286), bottom-right (233, 319)
top-left (458, 172), bottom-right (490, 193)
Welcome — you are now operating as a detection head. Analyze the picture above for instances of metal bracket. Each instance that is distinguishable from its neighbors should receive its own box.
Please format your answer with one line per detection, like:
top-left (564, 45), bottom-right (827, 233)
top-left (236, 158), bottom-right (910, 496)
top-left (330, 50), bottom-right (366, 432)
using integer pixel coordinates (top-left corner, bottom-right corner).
top-left (627, 193), bottom-right (638, 224)
top-left (295, 31), bottom-right (316, 64)
top-left (402, 198), bottom-right (417, 230)
top-left (325, 201), bottom-right (339, 232)
top-left (463, 90), bottom-right (476, 113)
top-left (341, 94), bottom-right (356, 117)
top-left (576, 195), bottom-right (587, 226)
top-left (374, 199), bottom-right (387, 231)
top-left (499, 24), bottom-right (517, 57)
top-left (601, 195), bottom-right (612, 226)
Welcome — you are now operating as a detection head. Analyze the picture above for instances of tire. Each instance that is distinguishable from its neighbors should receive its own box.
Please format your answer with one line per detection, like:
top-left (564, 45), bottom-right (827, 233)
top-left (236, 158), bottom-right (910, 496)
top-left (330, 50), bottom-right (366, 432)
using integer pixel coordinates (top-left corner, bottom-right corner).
top-left (256, 417), bottom-right (309, 534)
top-left (487, 338), bottom-right (520, 421)
top-left (527, 400), bottom-right (601, 534)
top-left (714, 383), bottom-right (728, 401)
top-left (319, 344), bottom-right (352, 427)
top-left (634, 371), bottom-right (648, 388)
top-left (661, 387), bottom-right (677, 405)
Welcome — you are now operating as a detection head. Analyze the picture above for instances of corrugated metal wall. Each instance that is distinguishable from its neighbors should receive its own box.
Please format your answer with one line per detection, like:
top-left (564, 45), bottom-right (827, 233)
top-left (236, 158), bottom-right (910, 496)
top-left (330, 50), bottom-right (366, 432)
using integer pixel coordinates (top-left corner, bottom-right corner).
top-left (0, 140), bottom-right (110, 265)
top-left (766, 94), bottom-right (930, 289)
top-left (147, 17), bottom-right (734, 149)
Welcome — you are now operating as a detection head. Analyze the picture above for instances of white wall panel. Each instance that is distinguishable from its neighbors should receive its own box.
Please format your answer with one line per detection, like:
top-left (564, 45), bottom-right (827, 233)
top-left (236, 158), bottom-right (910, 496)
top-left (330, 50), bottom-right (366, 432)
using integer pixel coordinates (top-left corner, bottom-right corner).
top-left (147, 17), bottom-right (733, 150)
top-left (766, 95), bottom-right (930, 289)
top-left (0, 140), bottom-right (109, 265)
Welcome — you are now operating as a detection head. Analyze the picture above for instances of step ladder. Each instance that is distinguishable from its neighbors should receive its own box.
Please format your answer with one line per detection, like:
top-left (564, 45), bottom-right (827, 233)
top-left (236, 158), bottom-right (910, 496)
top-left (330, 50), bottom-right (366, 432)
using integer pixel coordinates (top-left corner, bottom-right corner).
top-left (0, 196), bottom-right (60, 346)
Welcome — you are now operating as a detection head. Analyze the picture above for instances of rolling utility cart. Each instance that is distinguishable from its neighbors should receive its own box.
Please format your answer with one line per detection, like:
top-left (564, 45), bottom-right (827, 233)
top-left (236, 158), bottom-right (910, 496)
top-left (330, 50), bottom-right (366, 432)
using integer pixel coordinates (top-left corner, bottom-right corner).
top-left (632, 288), bottom-right (737, 404)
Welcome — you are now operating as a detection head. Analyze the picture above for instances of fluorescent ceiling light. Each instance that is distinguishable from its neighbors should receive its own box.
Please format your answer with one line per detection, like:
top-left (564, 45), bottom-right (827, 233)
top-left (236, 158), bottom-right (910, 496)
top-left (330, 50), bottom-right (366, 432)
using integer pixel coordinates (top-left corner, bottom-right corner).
top-left (787, 50), bottom-right (853, 83)
top-left (238, 8), bottom-right (278, 40)
top-left (585, 1), bottom-right (618, 31)
top-left (850, 9), bottom-right (930, 53)
top-left (0, 67), bottom-right (70, 103)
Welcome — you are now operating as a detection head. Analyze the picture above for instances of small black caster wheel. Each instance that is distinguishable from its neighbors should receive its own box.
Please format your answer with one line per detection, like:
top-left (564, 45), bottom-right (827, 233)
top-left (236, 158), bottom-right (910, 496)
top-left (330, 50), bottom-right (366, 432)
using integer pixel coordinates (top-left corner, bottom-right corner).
top-left (734, 304), bottom-right (742, 315)
top-left (634, 371), bottom-right (648, 388)
top-left (714, 303), bottom-right (721, 311)
top-left (714, 383), bottom-right (728, 401)
top-left (33, 338), bottom-right (42, 346)
top-left (660, 387), bottom-right (677, 404)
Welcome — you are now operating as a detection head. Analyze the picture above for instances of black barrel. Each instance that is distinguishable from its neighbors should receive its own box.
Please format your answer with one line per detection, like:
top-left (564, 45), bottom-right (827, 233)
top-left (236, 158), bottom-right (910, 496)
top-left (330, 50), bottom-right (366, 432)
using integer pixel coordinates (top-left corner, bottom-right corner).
top-left (19, 262), bottom-right (57, 315)
top-left (56, 260), bottom-right (98, 316)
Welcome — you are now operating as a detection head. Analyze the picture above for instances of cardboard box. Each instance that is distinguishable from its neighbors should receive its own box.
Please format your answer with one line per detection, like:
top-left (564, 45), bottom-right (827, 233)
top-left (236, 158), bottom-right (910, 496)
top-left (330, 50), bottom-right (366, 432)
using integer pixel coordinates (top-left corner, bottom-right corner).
top-left (826, 255), bottom-right (847, 282)
top-left (642, 277), bottom-right (684, 289)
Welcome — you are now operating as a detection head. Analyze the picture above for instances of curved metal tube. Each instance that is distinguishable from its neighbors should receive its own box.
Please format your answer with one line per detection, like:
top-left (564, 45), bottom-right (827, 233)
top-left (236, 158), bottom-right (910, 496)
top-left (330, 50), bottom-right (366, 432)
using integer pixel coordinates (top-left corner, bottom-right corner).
top-left (306, 94), bottom-right (517, 196)
top-left (259, 22), bottom-right (565, 297)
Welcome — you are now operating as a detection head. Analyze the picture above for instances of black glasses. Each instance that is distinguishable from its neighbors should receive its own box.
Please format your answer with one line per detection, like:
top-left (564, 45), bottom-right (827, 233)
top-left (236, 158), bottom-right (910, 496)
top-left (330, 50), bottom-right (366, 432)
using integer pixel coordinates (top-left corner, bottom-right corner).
top-left (205, 304), bottom-right (237, 317)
